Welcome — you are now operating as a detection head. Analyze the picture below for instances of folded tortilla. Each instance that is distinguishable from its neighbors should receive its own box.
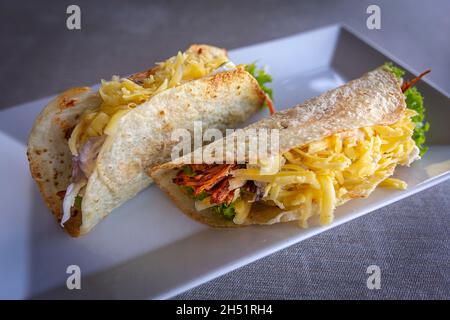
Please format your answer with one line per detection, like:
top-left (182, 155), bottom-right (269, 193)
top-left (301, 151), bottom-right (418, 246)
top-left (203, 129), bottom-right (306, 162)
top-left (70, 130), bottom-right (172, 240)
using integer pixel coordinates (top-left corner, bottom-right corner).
top-left (28, 44), bottom-right (268, 236)
top-left (150, 66), bottom-right (420, 227)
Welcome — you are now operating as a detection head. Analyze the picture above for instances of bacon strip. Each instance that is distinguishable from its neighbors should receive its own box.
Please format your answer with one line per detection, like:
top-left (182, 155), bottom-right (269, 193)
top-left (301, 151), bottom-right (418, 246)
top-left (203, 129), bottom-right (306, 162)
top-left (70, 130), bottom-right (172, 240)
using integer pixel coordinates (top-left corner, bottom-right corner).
top-left (224, 189), bottom-right (236, 205)
top-left (210, 179), bottom-right (231, 204)
top-left (401, 69), bottom-right (431, 93)
top-left (174, 164), bottom-right (239, 198)
top-left (266, 97), bottom-right (275, 115)
top-left (128, 67), bottom-right (157, 85)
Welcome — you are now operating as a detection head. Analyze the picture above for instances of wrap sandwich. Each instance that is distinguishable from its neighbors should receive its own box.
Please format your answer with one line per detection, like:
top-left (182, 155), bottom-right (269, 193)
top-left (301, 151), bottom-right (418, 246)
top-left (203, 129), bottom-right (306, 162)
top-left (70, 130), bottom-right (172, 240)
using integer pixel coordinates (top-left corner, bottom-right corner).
top-left (150, 64), bottom-right (430, 227)
top-left (27, 44), bottom-right (273, 236)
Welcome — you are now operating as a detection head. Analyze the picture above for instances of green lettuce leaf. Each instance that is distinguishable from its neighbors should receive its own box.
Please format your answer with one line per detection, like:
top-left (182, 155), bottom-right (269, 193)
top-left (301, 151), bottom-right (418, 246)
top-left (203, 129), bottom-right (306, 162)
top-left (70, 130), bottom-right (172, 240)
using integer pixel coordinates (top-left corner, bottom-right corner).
top-left (213, 203), bottom-right (236, 219)
top-left (245, 63), bottom-right (273, 111)
top-left (182, 186), bottom-right (209, 201)
top-left (385, 62), bottom-right (405, 80)
top-left (385, 62), bottom-right (429, 156)
top-left (74, 195), bottom-right (82, 210)
top-left (404, 87), bottom-right (429, 155)
top-left (182, 165), bottom-right (195, 176)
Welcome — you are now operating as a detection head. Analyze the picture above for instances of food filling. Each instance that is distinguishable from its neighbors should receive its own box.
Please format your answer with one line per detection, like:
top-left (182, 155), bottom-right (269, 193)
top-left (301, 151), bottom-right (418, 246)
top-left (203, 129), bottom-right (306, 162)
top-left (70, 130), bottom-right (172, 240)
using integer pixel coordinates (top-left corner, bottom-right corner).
top-left (61, 47), bottom-right (273, 225)
top-left (174, 65), bottom-right (429, 227)
top-left (175, 109), bottom-right (419, 226)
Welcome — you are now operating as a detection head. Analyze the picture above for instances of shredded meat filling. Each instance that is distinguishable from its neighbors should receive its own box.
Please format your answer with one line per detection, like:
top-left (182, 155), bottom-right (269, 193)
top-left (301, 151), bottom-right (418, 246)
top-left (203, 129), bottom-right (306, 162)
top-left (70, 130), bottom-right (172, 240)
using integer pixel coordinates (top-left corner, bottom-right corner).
top-left (174, 164), bottom-right (241, 205)
top-left (401, 69), bottom-right (431, 93)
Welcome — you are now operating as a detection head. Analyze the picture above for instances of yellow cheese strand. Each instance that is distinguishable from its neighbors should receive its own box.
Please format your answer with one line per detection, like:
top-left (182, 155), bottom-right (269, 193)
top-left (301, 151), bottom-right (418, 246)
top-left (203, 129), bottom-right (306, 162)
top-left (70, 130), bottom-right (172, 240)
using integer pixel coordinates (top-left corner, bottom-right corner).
top-left (236, 109), bottom-right (417, 226)
top-left (69, 48), bottom-right (229, 155)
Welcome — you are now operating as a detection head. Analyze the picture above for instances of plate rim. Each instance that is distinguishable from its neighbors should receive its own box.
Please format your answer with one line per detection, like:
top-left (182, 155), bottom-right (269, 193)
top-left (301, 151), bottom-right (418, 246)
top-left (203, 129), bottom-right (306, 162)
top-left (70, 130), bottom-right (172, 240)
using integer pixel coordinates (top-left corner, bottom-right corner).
top-left (4, 23), bottom-right (449, 300)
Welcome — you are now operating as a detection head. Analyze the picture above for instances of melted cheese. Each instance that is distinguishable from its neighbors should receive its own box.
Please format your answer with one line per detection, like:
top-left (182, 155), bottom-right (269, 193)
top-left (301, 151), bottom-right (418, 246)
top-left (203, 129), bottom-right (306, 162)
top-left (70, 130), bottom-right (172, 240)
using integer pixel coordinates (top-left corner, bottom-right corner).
top-left (69, 48), bottom-right (230, 156)
top-left (233, 109), bottom-right (418, 227)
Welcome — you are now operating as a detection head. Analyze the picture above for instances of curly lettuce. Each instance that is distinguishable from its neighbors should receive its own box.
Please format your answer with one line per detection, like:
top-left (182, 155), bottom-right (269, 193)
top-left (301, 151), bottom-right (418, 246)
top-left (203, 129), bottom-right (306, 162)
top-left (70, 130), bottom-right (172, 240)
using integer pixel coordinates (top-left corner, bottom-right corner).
top-left (245, 63), bottom-right (273, 112)
top-left (74, 195), bottom-right (82, 210)
top-left (385, 62), bottom-right (405, 79)
top-left (405, 87), bottom-right (429, 155)
top-left (385, 62), bottom-right (429, 156)
top-left (182, 186), bottom-right (209, 201)
top-left (182, 165), bottom-right (195, 176)
top-left (213, 203), bottom-right (236, 219)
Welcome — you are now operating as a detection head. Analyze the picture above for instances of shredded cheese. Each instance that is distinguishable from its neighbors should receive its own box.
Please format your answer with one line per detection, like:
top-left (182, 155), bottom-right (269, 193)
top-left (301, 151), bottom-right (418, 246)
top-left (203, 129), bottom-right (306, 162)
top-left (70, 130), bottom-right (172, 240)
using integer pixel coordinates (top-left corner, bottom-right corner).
top-left (233, 109), bottom-right (418, 227)
top-left (69, 47), bottom-right (230, 156)
top-left (379, 178), bottom-right (407, 190)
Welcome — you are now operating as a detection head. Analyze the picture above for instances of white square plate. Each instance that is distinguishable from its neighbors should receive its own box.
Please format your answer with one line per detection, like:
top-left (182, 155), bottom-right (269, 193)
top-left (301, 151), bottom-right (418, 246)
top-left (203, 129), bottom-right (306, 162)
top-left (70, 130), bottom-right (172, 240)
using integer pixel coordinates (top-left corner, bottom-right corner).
top-left (1, 24), bottom-right (449, 299)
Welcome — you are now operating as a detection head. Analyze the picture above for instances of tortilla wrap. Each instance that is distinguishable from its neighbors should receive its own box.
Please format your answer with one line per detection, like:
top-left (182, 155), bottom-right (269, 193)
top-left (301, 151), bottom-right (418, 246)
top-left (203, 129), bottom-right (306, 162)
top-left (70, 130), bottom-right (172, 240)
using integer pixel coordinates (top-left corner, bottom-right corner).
top-left (150, 66), bottom-right (408, 227)
top-left (28, 47), bottom-right (267, 236)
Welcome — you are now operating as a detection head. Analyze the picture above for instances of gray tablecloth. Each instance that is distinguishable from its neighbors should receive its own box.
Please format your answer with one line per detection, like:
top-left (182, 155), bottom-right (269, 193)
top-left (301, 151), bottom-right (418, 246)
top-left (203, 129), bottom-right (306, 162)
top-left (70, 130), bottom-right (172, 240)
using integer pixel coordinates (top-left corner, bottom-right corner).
top-left (1, 0), bottom-right (449, 299)
top-left (177, 181), bottom-right (450, 299)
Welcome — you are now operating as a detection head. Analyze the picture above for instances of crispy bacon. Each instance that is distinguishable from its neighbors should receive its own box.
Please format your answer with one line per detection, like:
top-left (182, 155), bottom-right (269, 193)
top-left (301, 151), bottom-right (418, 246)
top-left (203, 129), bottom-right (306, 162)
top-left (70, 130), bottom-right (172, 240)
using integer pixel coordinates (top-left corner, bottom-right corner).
top-left (210, 179), bottom-right (231, 204)
top-left (401, 69), bottom-right (431, 93)
top-left (174, 164), bottom-right (239, 196)
top-left (128, 67), bottom-right (156, 85)
top-left (174, 164), bottom-right (242, 204)
top-left (266, 97), bottom-right (275, 115)
top-left (225, 189), bottom-right (236, 205)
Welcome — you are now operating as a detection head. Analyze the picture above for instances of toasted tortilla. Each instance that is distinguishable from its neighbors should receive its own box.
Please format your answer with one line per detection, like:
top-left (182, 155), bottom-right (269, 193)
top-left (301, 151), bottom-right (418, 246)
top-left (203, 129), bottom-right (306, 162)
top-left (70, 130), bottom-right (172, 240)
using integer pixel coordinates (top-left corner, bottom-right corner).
top-left (28, 45), bottom-right (267, 236)
top-left (149, 66), bottom-right (407, 227)
top-left (28, 87), bottom-right (101, 235)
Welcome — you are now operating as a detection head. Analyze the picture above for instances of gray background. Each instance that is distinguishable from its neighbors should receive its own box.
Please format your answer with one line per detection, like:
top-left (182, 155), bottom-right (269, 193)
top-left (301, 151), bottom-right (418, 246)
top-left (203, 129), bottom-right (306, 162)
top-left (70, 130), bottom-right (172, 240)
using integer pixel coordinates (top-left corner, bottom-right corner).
top-left (1, 0), bottom-right (449, 299)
